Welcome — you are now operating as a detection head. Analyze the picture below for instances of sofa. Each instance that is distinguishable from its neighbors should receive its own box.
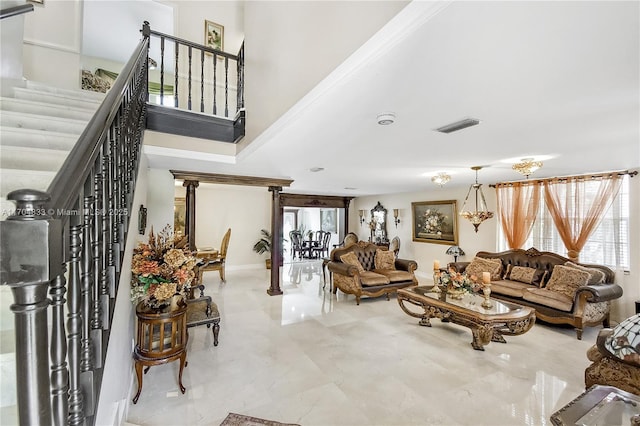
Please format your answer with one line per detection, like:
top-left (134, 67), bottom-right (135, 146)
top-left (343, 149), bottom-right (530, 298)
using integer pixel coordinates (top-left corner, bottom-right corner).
top-left (327, 241), bottom-right (418, 305)
top-left (585, 314), bottom-right (640, 395)
top-left (449, 248), bottom-right (623, 339)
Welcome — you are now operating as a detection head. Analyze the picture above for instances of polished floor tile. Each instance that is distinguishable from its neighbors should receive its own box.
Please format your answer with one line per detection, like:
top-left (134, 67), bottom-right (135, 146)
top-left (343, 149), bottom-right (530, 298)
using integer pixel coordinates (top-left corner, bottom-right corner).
top-left (125, 260), bottom-right (598, 426)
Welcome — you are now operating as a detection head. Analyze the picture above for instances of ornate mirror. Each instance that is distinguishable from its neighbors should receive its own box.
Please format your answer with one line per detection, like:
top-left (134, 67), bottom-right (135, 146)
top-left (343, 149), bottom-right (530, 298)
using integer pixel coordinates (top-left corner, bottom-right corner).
top-left (370, 201), bottom-right (388, 244)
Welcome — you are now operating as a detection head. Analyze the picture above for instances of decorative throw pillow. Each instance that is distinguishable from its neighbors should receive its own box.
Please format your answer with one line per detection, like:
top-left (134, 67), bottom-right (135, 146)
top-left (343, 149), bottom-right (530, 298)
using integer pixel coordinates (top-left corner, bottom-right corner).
top-left (465, 257), bottom-right (503, 281)
top-left (545, 265), bottom-right (590, 299)
top-left (340, 252), bottom-right (365, 273)
top-left (505, 265), bottom-right (548, 287)
top-left (604, 314), bottom-right (640, 367)
top-left (564, 261), bottom-right (606, 285)
top-left (374, 249), bottom-right (396, 270)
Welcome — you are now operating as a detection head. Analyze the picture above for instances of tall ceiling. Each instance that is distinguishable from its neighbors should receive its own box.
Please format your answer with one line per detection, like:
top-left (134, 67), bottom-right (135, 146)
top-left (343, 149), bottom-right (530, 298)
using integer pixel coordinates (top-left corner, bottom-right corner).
top-left (143, 1), bottom-right (640, 196)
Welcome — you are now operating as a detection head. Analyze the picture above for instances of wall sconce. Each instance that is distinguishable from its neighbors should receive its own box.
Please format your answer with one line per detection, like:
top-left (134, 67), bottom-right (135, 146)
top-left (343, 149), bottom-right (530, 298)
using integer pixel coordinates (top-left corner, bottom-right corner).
top-left (359, 209), bottom-right (366, 225)
top-left (138, 204), bottom-right (147, 235)
top-left (393, 209), bottom-right (400, 228)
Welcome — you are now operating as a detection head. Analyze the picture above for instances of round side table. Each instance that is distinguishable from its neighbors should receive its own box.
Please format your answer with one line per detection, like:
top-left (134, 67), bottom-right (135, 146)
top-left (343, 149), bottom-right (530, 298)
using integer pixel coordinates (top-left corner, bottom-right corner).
top-left (132, 301), bottom-right (188, 404)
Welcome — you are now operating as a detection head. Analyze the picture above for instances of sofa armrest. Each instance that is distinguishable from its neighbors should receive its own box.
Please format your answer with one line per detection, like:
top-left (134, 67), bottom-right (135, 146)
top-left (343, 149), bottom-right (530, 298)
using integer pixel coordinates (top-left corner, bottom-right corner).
top-left (327, 261), bottom-right (358, 277)
top-left (448, 262), bottom-right (469, 273)
top-left (395, 258), bottom-right (418, 273)
top-left (575, 283), bottom-right (623, 303)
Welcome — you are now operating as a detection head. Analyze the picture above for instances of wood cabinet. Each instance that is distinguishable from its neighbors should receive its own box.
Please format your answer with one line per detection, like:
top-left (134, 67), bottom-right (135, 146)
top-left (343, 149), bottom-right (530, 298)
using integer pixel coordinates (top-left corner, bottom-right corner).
top-left (132, 301), bottom-right (188, 404)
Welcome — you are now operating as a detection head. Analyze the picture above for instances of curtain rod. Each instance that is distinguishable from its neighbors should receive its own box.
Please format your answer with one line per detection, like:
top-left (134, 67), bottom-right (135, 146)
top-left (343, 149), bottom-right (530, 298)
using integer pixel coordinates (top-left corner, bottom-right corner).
top-left (490, 169), bottom-right (638, 188)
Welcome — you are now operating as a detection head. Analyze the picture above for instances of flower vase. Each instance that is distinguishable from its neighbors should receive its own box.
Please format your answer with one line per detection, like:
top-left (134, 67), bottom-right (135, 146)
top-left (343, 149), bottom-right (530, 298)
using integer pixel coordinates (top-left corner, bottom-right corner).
top-left (170, 294), bottom-right (185, 311)
top-left (447, 287), bottom-right (465, 300)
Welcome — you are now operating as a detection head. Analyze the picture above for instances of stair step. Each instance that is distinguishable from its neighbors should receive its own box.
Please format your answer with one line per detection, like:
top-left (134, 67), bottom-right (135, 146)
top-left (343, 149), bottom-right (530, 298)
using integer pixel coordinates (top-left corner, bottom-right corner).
top-left (0, 146), bottom-right (68, 171)
top-left (0, 169), bottom-right (56, 196)
top-left (13, 87), bottom-right (103, 110)
top-left (0, 127), bottom-right (78, 150)
top-left (0, 98), bottom-right (95, 121)
top-left (0, 110), bottom-right (86, 134)
top-left (26, 80), bottom-right (106, 102)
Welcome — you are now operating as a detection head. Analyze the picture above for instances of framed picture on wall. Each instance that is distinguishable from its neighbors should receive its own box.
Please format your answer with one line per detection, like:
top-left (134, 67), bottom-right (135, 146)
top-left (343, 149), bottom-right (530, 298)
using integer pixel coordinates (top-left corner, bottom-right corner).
top-left (411, 200), bottom-right (458, 245)
top-left (204, 20), bottom-right (224, 52)
top-left (174, 197), bottom-right (186, 237)
top-left (320, 209), bottom-right (337, 233)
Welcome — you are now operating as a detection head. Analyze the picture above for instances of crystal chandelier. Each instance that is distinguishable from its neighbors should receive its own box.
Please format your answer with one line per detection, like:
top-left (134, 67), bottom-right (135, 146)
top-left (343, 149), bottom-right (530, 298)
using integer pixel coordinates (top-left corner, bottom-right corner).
top-left (512, 158), bottom-right (543, 178)
top-left (460, 166), bottom-right (494, 232)
top-left (431, 172), bottom-right (451, 187)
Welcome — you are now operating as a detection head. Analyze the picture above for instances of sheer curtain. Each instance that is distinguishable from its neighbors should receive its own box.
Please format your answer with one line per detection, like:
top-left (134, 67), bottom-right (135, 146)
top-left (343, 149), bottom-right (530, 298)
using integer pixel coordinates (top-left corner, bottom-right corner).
top-left (543, 174), bottom-right (622, 261)
top-left (495, 182), bottom-right (541, 249)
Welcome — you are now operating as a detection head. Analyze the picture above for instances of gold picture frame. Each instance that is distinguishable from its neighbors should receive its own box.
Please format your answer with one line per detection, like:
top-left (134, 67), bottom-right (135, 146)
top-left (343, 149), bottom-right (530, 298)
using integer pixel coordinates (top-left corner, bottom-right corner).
top-left (204, 20), bottom-right (224, 52)
top-left (411, 200), bottom-right (459, 245)
top-left (174, 197), bottom-right (186, 237)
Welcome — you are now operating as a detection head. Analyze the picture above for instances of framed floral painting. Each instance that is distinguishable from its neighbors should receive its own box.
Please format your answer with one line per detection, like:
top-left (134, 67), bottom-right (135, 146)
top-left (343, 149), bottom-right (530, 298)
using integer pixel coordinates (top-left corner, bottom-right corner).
top-left (412, 200), bottom-right (458, 245)
top-left (204, 20), bottom-right (224, 52)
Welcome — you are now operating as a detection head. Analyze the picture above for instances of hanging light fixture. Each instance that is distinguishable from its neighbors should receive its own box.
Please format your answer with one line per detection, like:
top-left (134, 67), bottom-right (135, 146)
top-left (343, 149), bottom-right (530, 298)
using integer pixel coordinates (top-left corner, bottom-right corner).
top-left (431, 172), bottom-right (451, 187)
top-left (460, 166), bottom-right (494, 232)
top-left (512, 158), bottom-right (543, 178)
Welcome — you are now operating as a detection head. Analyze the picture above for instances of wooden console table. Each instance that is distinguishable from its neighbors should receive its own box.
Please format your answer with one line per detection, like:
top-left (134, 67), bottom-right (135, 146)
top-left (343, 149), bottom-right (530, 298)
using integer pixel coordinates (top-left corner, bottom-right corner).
top-left (132, 301), bottom-right (188, 404)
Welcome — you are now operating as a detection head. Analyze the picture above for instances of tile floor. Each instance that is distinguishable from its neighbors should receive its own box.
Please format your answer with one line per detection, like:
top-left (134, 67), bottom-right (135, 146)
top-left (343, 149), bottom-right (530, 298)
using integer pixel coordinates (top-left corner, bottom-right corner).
top-left (125, 260), bottom-right (600, 426)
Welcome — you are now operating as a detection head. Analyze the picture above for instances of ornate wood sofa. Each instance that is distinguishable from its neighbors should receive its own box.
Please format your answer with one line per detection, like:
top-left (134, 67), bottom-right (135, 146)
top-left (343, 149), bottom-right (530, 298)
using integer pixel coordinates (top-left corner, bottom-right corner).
top-left (327, 241), bottom-right (418, 305)
top-left (449, 248), bottom-right (623, 339)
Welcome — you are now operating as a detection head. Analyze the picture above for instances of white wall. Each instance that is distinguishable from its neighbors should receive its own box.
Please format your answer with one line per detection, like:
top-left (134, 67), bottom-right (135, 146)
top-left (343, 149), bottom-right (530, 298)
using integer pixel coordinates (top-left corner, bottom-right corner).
top-left (22, 0), bottom-right (82, 89)
top-left (146, 167), bottom-right (175, 234)
top-left (183, 183), bottom-right (272, 269)
top-left (95, 155), bottom-right (149, 426)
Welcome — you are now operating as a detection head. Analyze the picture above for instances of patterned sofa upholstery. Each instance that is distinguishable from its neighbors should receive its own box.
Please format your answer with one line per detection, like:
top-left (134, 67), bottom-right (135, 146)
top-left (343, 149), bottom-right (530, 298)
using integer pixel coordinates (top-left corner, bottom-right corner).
top-left (449, 248), bottom-right (623, 339)
top-left (327, 241), bottom-right (418, 305)
top-left (585, 314), bottom-right (640, 395)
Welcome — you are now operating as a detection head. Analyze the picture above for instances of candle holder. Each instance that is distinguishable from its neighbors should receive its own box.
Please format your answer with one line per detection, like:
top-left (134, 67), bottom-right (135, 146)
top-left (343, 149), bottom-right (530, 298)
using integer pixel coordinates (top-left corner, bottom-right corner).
top-left (481, 283), bottom-right (493, 309)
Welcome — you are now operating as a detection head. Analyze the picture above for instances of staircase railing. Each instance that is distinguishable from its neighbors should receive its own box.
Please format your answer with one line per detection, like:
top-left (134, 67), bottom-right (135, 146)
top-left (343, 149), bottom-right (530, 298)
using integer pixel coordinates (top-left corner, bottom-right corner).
top-left (0, 31), bottom-right (150, 426)
top-left (144, 21), bottom-right (244, 119)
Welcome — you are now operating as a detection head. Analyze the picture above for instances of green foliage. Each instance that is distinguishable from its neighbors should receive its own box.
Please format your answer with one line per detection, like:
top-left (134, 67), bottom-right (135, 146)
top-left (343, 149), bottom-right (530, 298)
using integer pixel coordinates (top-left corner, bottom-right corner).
top-left (253, 229), bottom-right (272, 255)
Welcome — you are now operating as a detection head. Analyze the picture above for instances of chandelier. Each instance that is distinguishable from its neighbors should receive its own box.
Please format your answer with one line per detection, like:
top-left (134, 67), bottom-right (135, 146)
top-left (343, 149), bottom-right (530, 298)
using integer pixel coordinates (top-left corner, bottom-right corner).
top-left (460, 166), bottom-right (494, 232)
top-left (512, 158), bottom-right (543, 178)
top-left (431, 172), bottom-right (451, 187)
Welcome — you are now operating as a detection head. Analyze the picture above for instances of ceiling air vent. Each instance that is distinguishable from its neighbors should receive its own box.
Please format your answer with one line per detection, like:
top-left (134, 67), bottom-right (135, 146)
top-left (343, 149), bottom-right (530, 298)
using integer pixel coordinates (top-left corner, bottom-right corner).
top-left (435, 118), bottom-right (480, 134)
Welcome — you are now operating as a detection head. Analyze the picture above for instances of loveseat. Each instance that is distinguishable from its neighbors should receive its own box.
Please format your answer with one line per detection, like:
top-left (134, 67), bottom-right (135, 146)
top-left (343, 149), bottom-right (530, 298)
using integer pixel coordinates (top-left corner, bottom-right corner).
top-left (585, 314), bottom-right (640, 395)
top-left (449, 248), bottom-right (623, 339)
top-left (327, 241), bottom-right (418, 305)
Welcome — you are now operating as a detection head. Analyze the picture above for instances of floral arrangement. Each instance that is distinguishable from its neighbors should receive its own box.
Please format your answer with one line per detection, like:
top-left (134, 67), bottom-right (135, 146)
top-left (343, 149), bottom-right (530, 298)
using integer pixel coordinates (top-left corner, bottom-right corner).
top-left (419, 208), bottom-right (447, 237)
top-left (435, 268), bottom-right (481, 294)
top-left (130, 225), bottom-right (197, 308)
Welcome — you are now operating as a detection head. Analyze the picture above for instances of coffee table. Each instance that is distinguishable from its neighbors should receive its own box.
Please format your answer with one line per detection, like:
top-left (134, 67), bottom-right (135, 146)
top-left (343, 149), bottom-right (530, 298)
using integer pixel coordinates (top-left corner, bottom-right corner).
top-left (397, 285), bottom-right (535, 350)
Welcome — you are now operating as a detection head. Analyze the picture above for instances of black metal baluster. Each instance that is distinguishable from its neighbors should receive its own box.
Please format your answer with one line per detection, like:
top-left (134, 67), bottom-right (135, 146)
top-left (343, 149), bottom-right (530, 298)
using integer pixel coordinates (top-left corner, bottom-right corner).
top-left (188, 45), bottom-right (192, 111)
top-left (174, 41), bottom-right (179, 108)
top-left (237, 42), bottom-right (244, 111)
top-left (213, 54), bottom-right (217, 115)
top-left (200, 50), bottom-right (205, 112)
top-left (224, 56), bottom-right (229, 117)
top-left (80, 187), bottom-right (95, 416)
top-left (111, 119), bottom-right (121, 272)
top-left (50, 257), bottom-right (69, 426)
top-left (67, 211), bottom-right (85, 426)
top-left (160, 36), bottom-right (165, 105)
top-left (91, 163), bottom-right (104, 370)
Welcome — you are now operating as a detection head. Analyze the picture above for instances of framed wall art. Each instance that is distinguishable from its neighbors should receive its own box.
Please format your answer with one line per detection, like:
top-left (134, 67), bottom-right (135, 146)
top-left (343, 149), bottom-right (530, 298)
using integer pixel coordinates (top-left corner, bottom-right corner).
top-left (411, 200), bottom-right (458, 245)
top-left (204, 20), bottom-right (224, 52)
top-left (174, 197), bottom-right (186, 237)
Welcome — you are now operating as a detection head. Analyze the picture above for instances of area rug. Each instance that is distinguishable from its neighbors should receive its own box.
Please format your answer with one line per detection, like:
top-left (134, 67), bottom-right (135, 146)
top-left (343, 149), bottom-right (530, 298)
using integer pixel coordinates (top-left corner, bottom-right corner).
top-left (219, 412), bottom-right (301, 426)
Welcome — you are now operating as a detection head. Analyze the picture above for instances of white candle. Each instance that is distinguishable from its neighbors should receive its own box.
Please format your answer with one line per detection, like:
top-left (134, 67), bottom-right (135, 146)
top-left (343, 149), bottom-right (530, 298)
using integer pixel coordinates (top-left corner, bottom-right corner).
top-left (482, 272), bottom-right (491, 284)
top-left (433, 260), bottom-right (440, 270)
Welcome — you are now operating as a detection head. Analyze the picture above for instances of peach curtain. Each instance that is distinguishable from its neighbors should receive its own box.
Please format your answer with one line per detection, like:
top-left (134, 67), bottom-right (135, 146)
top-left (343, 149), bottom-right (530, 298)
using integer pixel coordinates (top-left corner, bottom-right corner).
top-left (543, 175), bottom-right (622, 261)
top-left (495, 182), bottom-right (541, 249)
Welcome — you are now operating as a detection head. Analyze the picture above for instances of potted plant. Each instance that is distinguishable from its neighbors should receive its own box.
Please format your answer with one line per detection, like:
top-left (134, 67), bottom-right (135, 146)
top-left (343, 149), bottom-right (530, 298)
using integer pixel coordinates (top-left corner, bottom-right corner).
top-left (253, 229), bottom-right (288, 269)
top-left (253, 229), bottom-right (273, 269)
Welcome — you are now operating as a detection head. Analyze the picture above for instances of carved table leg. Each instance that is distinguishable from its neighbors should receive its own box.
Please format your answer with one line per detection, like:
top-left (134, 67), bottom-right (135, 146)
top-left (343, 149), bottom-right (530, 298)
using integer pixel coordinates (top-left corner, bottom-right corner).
top-left (471, 325), bottom-right (493, 351)
top-left (178, 352), bottom-right (187, 394)
top-left (491, 331), bottom-right (507, 343)
top-left (133, 361), bottom-right (143, 404)
top-left (213, 319), bottom-right (220, 346)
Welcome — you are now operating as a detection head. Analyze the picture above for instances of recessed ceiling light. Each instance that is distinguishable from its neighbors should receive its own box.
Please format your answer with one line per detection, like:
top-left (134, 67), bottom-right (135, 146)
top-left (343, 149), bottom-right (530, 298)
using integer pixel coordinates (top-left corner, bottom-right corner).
top-left (435, 118), bottom-right (480, 133)
top-left (309, 167), bottom-right (324, 172)
top-left (377, 112), bottom-right (396, 125)
top-left (344, 187), bottom-right (357, 190)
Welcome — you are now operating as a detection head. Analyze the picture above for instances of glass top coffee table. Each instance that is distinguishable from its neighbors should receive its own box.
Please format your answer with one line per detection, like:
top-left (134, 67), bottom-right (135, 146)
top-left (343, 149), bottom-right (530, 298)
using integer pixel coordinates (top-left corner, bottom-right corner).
top-left (397, 285), bottom-right (536, 350)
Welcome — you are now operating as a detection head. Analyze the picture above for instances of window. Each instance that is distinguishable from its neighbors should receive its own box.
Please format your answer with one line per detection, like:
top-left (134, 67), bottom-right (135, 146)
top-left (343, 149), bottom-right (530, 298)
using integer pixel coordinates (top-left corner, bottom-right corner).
top-left (499, 177), bottom-right (630, 269)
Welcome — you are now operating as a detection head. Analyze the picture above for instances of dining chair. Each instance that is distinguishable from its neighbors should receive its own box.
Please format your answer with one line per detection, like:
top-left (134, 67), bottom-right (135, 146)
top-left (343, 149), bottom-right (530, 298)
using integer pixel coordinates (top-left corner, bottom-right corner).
top-left (289, 230), bottom-right (304, 260)
top-left (313, 231), bottom-right (332, 259)
top-left (196, 228), bottom-right (231, 284)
